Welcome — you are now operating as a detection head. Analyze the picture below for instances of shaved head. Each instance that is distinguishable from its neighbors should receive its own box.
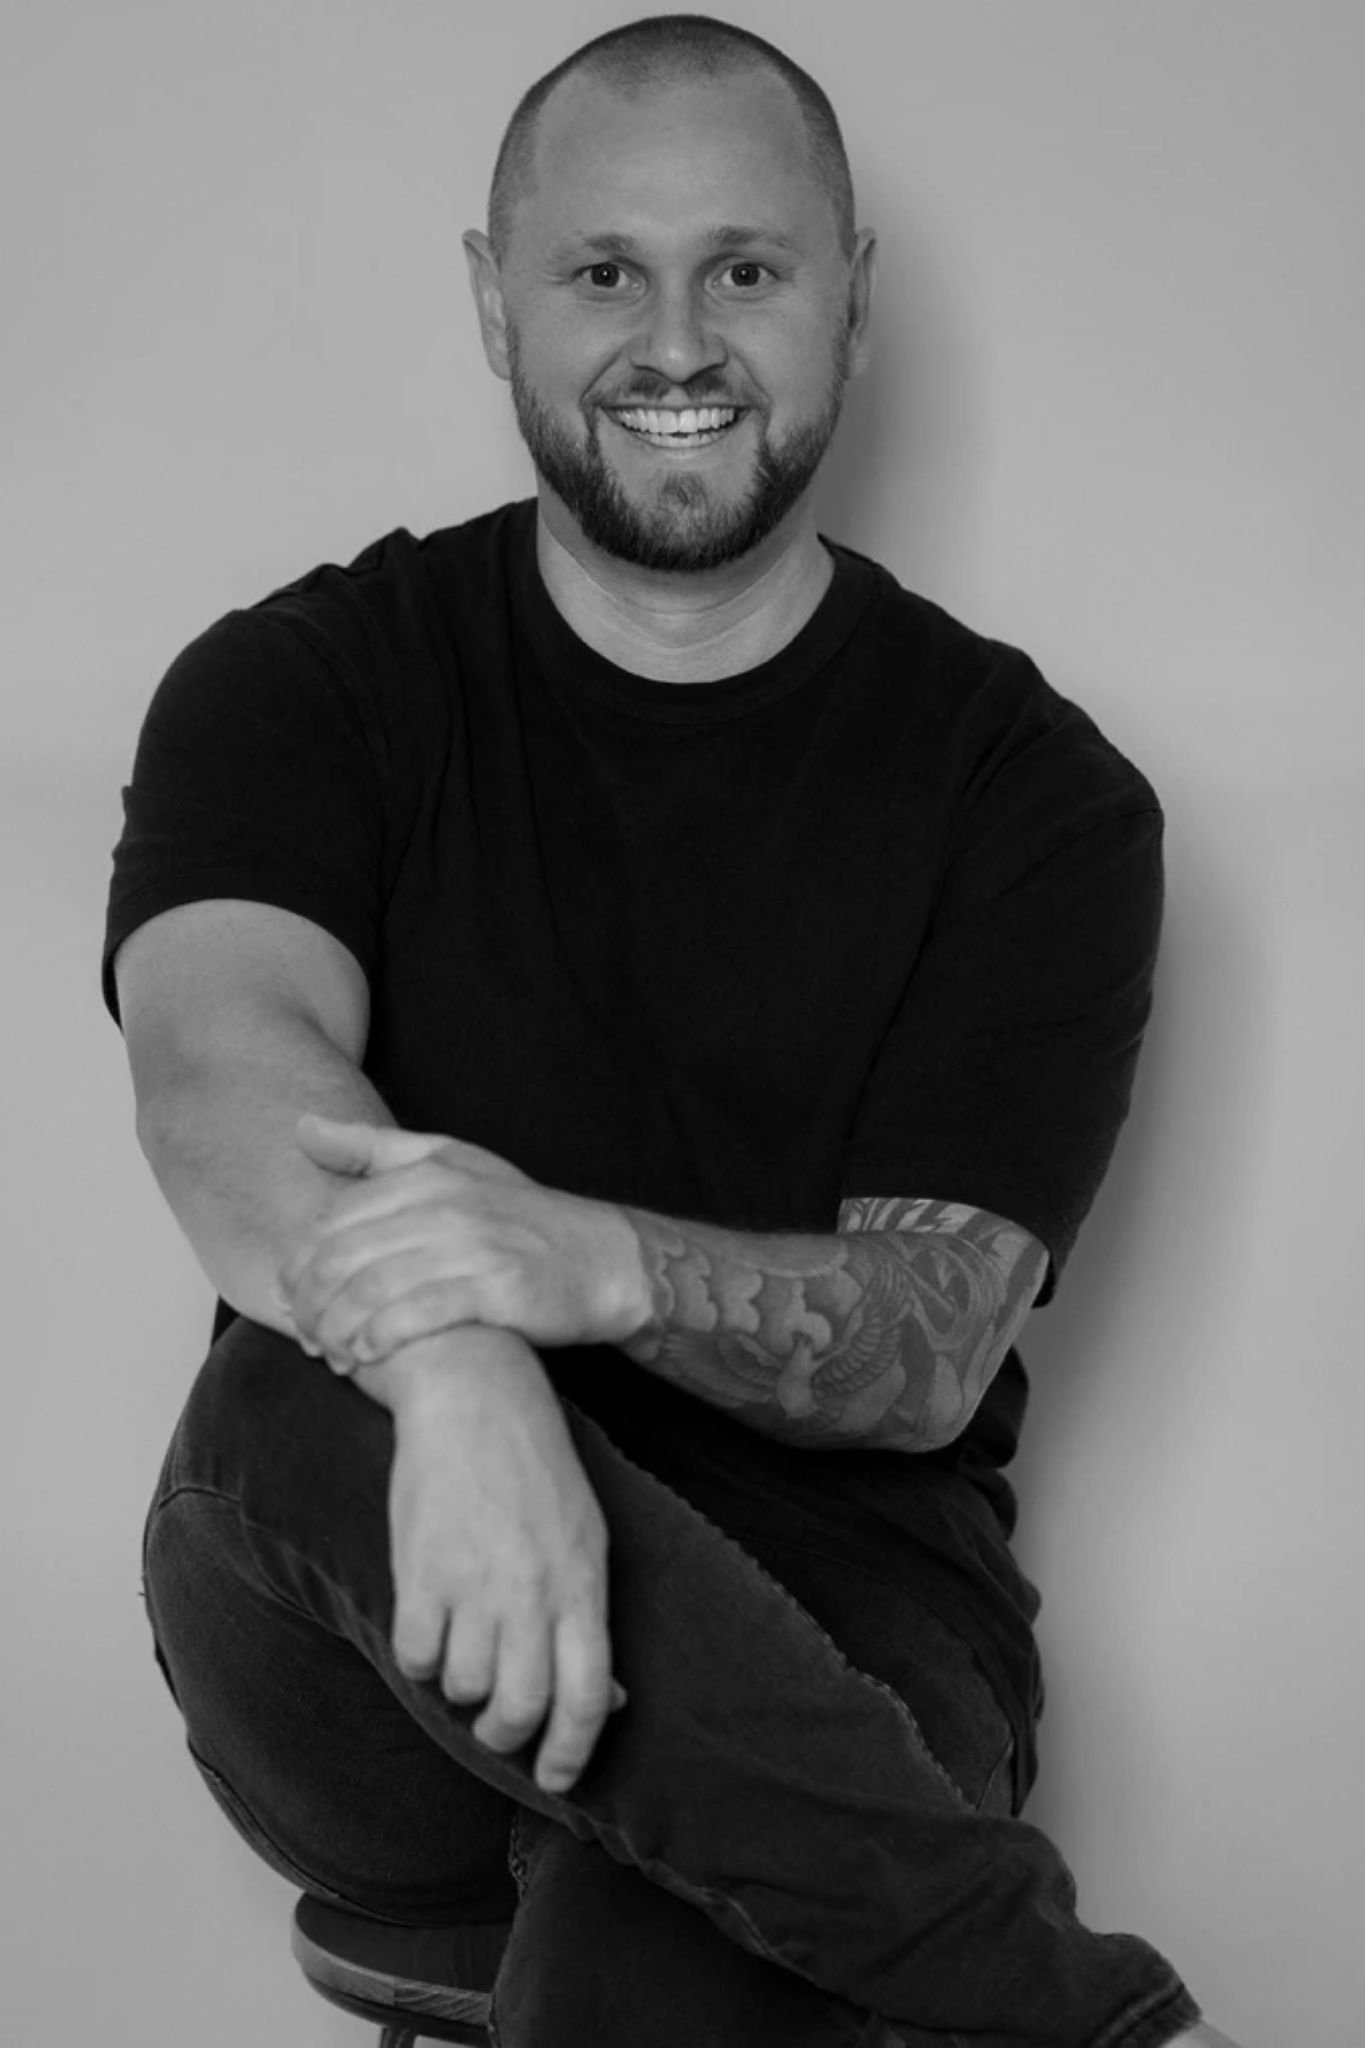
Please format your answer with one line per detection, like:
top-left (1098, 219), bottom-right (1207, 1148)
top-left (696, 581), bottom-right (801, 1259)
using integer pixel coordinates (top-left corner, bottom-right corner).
top-left (487, 13), bottom-right (855, 264)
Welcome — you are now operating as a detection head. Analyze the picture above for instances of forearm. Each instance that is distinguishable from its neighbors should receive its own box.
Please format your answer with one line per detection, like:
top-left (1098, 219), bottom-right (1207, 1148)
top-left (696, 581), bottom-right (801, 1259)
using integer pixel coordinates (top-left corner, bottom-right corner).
top-left (135, 1010), bottom-right (395, 1339)
top-left (618, 1203), bottom-right (1044, 1454)
top-left (271, 1119), bottom-right (1042, 1447)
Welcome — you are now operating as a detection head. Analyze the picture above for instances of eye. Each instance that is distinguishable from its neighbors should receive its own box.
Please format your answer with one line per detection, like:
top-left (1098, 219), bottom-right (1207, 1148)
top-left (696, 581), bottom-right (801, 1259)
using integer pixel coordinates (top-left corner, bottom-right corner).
top-left (583, 262), bottom-right (630, 291)
top-left (718, 261), bottom-right (770, 291)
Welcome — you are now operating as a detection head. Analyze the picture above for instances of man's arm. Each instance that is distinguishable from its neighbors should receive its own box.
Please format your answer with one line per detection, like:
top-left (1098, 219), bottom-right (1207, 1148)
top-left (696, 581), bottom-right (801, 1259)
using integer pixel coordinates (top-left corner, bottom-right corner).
top-left (283, 1126), bottom-right (1049, 1456)
top-left (116, 898), bottom-right (501, 1414)
top-left (619, 1197), bottom-right (1048, 1454)
top-left (116, 899), bottom-right (630, 1786)
top-left (115, 898), bottom-right (394, 1343)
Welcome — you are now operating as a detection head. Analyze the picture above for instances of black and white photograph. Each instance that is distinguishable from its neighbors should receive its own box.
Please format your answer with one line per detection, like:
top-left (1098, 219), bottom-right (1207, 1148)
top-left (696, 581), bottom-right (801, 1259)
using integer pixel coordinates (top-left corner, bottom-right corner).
top-left (2, 5), bottom-right (1360, 2043)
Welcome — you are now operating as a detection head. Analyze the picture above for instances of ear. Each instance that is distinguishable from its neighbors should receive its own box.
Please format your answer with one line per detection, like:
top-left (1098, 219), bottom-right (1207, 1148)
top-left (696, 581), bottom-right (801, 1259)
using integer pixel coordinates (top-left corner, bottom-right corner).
top-left (845, 227), bottom-right (878, 381)
top-left (463, 229), bottom-right (512, 383)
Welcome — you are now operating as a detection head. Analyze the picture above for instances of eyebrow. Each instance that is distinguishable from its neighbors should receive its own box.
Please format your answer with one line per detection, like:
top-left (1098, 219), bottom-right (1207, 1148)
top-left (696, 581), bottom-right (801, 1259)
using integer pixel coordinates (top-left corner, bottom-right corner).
top-left (551, 224), bottom-right (802, 263)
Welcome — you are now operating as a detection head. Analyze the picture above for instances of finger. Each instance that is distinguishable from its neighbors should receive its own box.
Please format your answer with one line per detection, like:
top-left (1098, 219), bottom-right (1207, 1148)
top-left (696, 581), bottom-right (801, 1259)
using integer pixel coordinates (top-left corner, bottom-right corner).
top-left (287, 1205), bottom-right (470, 1325)
top-left (472, 1621), bottom-right (554, 1758)
top-left (292, 1172), bottom-right (492, 1291)
top-left (349, 1279), bottom-right (497, 1363)
top-left (532, 1615), bottom-right (619, 1795)
top-left (391, 1582), bottom-right (449, 1682)
top-left (288, 1170), bottom-right (455, 1270)
top-left (308, 1250), bottom-right (467, 1361)
top-left (295, 1114), bottom-right (394, 1177)
top-left (296, 1114), bottom-right (452, 1176)
top-left (440, 1608), bottom-right (498, 1707)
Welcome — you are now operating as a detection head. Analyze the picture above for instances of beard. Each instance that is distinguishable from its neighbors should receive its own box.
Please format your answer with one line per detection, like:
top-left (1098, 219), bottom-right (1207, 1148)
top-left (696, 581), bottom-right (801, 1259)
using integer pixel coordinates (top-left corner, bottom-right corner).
top-left (506, 325), bottom-right (852, 573)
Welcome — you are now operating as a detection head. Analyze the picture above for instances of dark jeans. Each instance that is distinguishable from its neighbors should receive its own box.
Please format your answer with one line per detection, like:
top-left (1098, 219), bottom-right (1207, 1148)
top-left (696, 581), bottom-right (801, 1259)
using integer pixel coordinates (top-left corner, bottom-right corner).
top-left (141, 1319), bottom-right (1202, 2048)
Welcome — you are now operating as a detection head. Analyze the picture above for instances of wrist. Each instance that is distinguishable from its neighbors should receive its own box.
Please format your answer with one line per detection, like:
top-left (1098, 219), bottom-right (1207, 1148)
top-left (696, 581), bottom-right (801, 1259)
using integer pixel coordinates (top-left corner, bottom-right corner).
top-left (597, 1202), bottom-right (657, 1347)
top-left (356, 1327), bottom-right (540, 1417)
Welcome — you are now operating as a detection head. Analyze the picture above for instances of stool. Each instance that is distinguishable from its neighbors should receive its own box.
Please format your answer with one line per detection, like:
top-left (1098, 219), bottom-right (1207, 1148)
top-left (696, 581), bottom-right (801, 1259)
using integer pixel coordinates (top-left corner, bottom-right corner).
top-left (291, 1893), bottom-right (515, 2045)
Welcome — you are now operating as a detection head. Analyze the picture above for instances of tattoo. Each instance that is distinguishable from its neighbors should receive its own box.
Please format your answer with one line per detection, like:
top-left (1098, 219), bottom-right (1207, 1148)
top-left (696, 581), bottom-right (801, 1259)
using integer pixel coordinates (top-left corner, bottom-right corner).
top-left (620, 1199), bottom-right (1047, 1453)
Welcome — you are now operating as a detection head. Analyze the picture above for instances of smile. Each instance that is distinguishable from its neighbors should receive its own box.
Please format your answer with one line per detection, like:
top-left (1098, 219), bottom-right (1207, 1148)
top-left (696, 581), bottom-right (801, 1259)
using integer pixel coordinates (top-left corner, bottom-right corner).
top-left (609, 405), bottom-right (743, 450)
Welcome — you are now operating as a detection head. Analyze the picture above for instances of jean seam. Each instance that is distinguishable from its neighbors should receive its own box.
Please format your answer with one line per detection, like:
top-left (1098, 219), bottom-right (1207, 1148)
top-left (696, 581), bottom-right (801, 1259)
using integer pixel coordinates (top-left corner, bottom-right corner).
top-left (724, 1526), bottom-right (1021, 1815)
top-left (506, 1804), bottom-right (531, 1902)
top-left (562, 1402), bottom-right (979, 1818)
top-left (975, 1733), bottom-right (1016, 1816)
top-left (488, 1810), bottom-right (531, 2048)
top-left (148, 1482), bottom-right (325, 1624)
top-left (1090, 1984), bottom-right (1204, 2048)
top-left (492, 1829), bottom-right (886, 2048)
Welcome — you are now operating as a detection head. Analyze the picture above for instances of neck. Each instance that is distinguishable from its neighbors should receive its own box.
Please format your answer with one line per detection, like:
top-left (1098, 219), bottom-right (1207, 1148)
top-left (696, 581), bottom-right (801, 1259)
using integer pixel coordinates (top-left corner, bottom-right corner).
top-left (535, 492), bottom-right (834, 683)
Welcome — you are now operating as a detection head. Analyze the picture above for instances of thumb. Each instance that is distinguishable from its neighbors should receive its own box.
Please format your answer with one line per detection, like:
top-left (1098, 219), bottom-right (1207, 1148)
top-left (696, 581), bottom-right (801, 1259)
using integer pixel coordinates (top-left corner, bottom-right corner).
top-left (295, 1113), bottom-right (391, 1177)
top-left (297, 1114), bottom-right (450, 1177)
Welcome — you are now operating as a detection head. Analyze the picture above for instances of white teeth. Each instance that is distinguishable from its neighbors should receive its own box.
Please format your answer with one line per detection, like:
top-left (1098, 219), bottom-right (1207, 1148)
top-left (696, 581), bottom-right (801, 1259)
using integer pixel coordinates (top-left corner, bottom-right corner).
top-left (615, 406), bottom-right (738, 437)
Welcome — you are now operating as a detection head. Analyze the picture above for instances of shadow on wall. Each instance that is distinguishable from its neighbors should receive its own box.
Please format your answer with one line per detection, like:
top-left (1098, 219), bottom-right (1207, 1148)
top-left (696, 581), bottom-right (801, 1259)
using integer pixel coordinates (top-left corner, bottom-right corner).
top-left (1006, 821), bottom-right (1270, 1847)
top-left (815, 204), bottom-right (984, 584)
top-left (813, 186), bottom-right (1274, 1853)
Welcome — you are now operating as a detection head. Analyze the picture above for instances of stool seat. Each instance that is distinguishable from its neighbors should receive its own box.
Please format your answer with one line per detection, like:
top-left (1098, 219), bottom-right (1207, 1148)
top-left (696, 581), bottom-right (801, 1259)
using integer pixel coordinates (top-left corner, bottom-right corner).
top-left (291, 1893), bottom-right (514, 2044)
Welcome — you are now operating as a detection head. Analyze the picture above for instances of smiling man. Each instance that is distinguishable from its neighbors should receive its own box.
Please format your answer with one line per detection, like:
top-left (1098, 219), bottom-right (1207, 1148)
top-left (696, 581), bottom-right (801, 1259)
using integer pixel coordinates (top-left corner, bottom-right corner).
top-left (106, 15), bottom-right (1238, 2048)
top-left (484, 58), bottom-right (861, 589)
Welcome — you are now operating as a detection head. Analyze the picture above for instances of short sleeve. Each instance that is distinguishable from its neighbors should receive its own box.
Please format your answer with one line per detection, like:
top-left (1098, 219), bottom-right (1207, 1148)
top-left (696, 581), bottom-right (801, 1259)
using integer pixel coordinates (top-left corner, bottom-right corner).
top-left (101, 608), bottom-right (386, 1023)
top-left (840, 805), bottom-right (1164, 1304)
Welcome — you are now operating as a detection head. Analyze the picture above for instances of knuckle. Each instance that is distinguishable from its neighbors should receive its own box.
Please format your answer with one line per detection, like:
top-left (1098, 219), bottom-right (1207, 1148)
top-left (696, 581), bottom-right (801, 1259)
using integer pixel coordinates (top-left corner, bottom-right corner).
top-left (501, 1563), bottom-right (554, 1611)
top-left (536, 1756), bottom-right (585, 1793)
top-left (569, 1670), bottom-right (615, 1715)
top-left (375, 1288), bottom-right (440, 1346)
top-left (493, 1686), bottom-right (550, 1729)
top-left (392, 1606), bottom-right (443, 1676)
top-left (353, 1264), bottom-right (391, 1307)
top-left (312, 1247), bottom-right (345, 1289)
top-left (483, 1266), bottom-right (523, 1321)
top-left (442, 1665), bottom-right (492, 1703)
top-left (367, 1301), bottom-right (410, 1350)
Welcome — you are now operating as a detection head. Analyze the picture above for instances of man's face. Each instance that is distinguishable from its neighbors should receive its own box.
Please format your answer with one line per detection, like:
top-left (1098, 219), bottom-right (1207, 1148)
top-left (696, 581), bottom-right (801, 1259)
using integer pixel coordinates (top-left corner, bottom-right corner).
top-left (472, 69), bottom-right (872, 573)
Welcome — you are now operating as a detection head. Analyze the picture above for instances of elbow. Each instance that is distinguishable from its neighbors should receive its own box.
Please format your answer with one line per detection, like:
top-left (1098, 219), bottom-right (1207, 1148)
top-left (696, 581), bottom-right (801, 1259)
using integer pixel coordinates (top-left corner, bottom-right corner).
top-left (882, 1335), bottom-right (1005, 1456)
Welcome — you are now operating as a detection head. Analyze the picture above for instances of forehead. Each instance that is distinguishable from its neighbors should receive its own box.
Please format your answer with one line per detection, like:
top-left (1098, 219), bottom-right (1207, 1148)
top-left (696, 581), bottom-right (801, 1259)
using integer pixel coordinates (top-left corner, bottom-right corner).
top-left (516, 66), bottom-right (833, 255)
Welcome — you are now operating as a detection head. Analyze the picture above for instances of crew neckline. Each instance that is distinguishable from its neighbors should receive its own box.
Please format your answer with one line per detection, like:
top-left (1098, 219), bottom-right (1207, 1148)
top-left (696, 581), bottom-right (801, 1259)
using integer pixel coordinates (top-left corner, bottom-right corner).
top-left (511, 499), bottom-right (878, 725)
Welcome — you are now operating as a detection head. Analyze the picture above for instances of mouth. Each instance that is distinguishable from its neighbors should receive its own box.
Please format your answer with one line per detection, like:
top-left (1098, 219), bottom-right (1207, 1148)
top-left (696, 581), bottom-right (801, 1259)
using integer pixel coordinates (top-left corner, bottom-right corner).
top-left (606, 405), bottom-right (745, 451)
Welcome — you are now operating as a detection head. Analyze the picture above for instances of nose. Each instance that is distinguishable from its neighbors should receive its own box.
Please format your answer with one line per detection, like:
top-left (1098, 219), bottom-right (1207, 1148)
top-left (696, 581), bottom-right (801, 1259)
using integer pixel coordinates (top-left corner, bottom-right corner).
top-left (628, 279), bottom-right (727, 390)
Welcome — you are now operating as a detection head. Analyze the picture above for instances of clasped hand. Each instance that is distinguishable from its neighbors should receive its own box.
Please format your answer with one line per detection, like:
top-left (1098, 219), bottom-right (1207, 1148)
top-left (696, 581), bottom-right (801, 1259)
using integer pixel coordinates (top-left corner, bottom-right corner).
top-left (280, 1115), bottom-right (650, 1374)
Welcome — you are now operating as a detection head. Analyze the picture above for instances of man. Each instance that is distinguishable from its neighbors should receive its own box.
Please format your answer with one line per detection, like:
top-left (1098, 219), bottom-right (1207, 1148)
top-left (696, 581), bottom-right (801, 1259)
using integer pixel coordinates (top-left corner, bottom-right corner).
top-left (105, 16), bottom-right (1240, 2047)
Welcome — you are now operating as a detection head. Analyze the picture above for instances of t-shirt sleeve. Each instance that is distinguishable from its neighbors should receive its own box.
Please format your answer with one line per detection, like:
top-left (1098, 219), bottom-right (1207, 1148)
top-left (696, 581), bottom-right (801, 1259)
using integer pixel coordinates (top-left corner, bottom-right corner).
top-left (101, 607), bottom-right (387, 1024)
top-left (840, 799), bottom-right (1164, 1305)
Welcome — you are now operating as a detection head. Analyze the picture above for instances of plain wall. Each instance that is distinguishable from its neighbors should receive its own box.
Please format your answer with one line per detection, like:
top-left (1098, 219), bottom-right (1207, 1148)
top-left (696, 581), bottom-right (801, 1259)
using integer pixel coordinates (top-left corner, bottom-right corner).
top-left (3, 3), bottom-right (1362, 2041)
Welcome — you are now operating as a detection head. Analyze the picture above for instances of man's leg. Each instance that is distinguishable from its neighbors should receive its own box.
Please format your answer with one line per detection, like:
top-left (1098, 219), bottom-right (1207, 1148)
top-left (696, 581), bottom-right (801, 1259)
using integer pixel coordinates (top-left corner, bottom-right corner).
top-left (141, 1354), bottom-right (521, 1925)
top-left (143, 1317), bottom-right (1203, 2048)
top-left (490, 1543), bottom-right (1019, 2048)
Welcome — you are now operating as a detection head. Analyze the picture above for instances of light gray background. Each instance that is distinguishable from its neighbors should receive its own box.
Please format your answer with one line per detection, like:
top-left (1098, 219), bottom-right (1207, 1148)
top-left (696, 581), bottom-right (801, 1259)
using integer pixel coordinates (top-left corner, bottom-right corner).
top-left (3, 3), bottom-right (1361, 2042)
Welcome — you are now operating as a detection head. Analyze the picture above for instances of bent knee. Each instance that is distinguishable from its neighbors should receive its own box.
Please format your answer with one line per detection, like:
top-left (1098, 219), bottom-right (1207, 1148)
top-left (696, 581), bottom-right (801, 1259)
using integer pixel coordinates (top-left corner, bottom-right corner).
top-left (159, 1315), bottom-right (393, 1525)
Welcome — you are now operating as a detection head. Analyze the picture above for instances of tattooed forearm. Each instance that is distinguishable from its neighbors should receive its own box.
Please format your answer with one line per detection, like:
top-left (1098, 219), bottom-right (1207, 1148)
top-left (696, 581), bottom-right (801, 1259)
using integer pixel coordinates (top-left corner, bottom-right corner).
top-left (618, 1199), bottom-right (1048, 1454)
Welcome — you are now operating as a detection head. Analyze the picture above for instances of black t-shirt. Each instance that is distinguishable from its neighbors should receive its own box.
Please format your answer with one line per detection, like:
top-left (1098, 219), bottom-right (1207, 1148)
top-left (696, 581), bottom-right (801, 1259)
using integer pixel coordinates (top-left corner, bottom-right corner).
top-left (103, 497), bottom-right (1164, 1802)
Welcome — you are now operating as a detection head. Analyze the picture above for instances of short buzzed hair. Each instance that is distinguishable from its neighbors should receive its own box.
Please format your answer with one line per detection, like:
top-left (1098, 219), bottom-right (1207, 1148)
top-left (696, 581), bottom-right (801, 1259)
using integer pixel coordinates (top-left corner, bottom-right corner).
top-left (487, 13), bottom-right (856, 262)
